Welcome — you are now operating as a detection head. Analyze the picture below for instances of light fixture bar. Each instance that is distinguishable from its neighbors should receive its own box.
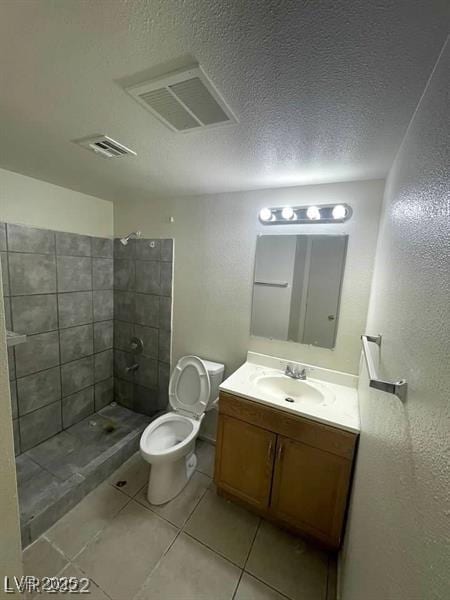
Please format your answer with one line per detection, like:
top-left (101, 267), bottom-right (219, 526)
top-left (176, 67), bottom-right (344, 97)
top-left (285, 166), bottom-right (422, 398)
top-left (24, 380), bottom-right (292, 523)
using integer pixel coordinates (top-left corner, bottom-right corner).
top-left (258, 203), bottom-right (352, 225)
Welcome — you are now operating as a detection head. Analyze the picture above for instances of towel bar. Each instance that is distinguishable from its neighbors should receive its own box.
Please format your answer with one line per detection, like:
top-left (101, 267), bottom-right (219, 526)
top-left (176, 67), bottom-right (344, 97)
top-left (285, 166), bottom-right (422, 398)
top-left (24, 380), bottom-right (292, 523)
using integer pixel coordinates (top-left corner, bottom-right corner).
top-left (361, 334), bottom-right (407, 401)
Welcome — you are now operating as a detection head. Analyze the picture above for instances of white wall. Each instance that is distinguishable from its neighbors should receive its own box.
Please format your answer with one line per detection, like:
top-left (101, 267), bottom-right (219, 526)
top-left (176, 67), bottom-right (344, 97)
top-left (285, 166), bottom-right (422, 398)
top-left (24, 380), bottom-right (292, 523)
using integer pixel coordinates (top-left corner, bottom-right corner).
top-left (0, 168), bottom-right (113, 237)
top-left (114, 179), bottom-right (383, 376)
top-left (340, 40), bottom-right (450, 600)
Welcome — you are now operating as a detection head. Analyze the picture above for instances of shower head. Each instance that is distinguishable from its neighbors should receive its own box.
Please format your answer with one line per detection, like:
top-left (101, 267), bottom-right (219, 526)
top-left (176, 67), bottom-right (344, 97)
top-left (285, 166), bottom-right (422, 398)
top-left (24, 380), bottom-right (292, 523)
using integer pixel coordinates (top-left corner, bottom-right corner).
top-left (120, 231), bottom-right (141, 245)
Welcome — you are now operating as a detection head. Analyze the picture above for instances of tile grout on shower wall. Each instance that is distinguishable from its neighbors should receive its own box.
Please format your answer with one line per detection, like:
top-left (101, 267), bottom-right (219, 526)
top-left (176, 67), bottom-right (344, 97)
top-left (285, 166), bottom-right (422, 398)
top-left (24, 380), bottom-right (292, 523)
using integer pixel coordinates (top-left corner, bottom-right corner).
top-left (112, 236), bottom-right (173, 417)
top-left (0, 222), bottom-right (115, 455)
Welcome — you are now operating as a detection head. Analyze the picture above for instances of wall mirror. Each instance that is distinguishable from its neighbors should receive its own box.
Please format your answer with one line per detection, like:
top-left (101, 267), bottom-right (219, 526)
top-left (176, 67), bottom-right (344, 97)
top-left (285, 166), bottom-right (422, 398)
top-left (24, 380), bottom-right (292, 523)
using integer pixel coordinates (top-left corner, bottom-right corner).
top-left (250, 234), bottom-right (348, 349)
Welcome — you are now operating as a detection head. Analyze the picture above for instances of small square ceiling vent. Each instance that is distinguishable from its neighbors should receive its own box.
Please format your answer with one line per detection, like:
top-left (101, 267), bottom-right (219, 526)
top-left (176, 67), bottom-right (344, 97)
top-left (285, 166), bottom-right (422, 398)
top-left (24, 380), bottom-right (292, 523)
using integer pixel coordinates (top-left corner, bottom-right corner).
top-left (125, 66), bottom-right (238, 133)
top-left (74, 135), bottom-right (137, 159)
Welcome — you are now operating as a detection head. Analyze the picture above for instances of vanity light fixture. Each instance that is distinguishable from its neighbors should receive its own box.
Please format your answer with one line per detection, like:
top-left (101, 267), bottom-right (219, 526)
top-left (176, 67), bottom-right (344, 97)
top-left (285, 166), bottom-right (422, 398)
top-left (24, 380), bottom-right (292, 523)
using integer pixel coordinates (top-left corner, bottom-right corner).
top-left (306, 206), bottom-right (321, 220)
top-left (258, 203), bottom-right (352, 225)
top-left (281, 207), bottom-right (295, 220)
top-left (259, 207), bottom-right (274, 222)
top-left (332, 204), bottom-right (347, 220)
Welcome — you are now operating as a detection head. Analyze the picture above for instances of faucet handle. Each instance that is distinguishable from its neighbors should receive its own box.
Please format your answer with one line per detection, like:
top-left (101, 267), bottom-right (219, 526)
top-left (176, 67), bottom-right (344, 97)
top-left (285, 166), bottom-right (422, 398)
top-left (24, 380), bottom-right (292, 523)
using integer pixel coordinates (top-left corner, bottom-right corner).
top-left (284, 364), bottom-right (294, 375)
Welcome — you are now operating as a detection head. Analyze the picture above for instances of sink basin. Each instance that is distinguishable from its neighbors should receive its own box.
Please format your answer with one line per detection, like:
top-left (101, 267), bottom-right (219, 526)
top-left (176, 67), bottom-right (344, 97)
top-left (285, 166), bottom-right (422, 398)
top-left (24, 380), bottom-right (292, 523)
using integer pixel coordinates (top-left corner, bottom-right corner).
top-left (252, 374), bottom-right (334, 406)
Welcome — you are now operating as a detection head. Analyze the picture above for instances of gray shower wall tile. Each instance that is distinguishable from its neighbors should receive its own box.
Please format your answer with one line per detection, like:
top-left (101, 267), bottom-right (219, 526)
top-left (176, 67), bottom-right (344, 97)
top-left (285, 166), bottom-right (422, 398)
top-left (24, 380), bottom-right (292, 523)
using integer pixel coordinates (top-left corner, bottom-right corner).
top-left (61, 356), bottom-right (94, 397)
top-left (160, 238), bottom-right (173, 262)
top-left (114, 259), bottom-right (135, 291)
top-left (114, 238), bottom-right (135, 259)
top-left (94, 320), bottom-right (113, 352)
top-left (7, 224), bottom-right (55, 254)
top-left (11, 294), bottom-right (58, 335)
top-left (93, 290), bottom-right (113, 322)
top-left (91, 237), bottom-right (113, 258)
top-left (135, 238), bottom-right (160, 260)
top-left (8, 348), bottom-right (15, 380)
top-left (94, 377), bottom-right (114, 411)
top-left (14, 331), bottom-right (60, 378)
top-left (158, 328), bottom-right (171, 363)
top-left (0, 223), bottom-right (6, 251)
top-left (1, 252), bottom-right (10, 296)
top-left (4, 296), bottom-right (12, 330)
top-left (10, 380), bottom-right (18, 419)
top-left (134, 324), bottom-right (158, 358)
top-left (114, 290), bottom-right (135, 322)
top-left (56, 232), bottom-right (91, 257)
top-left (9, 253), bottom-right (56, 295)
top-left (94, 349), bottom-right (113, 383)
top-left (114, 377), bottom-right (134, 408)
top-left (135, 355), bottom-right (158, 389)
top-left (58, 291), bottom-right (93, 328)
top-left (13, 419), bottom-right (20, 456)
top-left (160, 261), bottom-right (172, 296)
top-left (57, 256), bottom-right (92, 292)
top-left (133, 384), bottom-right (163, 416)
top-left (114, 319), bottom-right (133, 351)
top-left (17, 367), bottom-right (61, 416)
top-left (135, 293), bottom-right (159, 327)
top-left (19, 401), bottom-right (62, 452)
top-left (135, 260), bottom-right (161, 294)
top-left (158, 361), bottom-right (170, 406)
top-left (60, 324), bottom-right (93, 364)
top-left (113, 350), bottom-right (135, 383)
top-left (93, 258), bottom-right (113, 290)
top-left (159, 295), bottom-right (171, 331)
top-left (62, 386), bottom-right (94, 428)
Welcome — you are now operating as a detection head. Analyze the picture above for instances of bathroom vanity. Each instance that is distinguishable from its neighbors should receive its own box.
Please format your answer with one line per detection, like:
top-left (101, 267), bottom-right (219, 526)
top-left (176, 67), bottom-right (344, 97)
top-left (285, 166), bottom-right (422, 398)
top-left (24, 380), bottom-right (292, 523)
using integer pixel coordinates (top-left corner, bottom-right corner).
top-left (214, 353), bottom-right (359, 550)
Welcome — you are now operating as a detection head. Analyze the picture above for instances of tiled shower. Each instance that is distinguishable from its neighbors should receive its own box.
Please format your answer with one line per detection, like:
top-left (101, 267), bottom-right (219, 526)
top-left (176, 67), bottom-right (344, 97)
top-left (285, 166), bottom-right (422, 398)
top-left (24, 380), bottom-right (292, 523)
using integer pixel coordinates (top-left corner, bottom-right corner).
top-left (0, 221), bottom-right (173, 545)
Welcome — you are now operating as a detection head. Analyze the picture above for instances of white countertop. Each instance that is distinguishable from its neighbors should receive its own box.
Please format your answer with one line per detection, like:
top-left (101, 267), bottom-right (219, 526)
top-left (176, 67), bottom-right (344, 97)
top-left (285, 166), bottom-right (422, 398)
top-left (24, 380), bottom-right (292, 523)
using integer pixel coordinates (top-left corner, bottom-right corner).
top-left (219, 352), bottom-right (360, 434)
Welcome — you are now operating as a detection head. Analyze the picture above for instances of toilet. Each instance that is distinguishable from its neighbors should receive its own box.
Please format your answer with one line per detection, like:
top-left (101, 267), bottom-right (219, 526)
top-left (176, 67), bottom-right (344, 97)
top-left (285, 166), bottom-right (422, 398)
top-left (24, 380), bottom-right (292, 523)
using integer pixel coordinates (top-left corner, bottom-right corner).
top-left (140, 355), bottom-right (224, 505)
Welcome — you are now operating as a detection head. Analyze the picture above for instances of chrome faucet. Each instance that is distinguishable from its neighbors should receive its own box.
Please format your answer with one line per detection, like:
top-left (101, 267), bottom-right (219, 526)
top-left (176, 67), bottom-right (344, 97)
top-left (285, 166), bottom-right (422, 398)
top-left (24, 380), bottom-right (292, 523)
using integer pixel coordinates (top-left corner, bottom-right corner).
top-left (284, 364), bottom-right (307, 380)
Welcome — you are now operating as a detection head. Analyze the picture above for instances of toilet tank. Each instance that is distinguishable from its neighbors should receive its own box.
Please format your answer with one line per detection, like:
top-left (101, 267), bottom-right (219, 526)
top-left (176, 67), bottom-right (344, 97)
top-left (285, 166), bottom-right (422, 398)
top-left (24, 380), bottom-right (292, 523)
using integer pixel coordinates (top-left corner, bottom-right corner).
top-left (202, 359), bottom-right (225, 407)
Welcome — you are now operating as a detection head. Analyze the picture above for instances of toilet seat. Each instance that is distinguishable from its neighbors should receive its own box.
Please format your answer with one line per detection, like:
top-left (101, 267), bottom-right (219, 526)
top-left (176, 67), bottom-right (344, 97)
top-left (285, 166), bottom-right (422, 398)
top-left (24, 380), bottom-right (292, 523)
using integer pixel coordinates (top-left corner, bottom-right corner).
top-left (140, 412), bottom-right (199, 464)
top-left (169, 355), bottom-right (211, 419)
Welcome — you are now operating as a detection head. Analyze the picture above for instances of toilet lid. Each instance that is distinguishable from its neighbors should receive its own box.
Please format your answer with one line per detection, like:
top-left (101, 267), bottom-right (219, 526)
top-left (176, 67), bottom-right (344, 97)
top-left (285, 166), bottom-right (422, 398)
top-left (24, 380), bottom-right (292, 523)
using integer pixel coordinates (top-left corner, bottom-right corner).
top-left (169, 355), bottom-right (211, 418)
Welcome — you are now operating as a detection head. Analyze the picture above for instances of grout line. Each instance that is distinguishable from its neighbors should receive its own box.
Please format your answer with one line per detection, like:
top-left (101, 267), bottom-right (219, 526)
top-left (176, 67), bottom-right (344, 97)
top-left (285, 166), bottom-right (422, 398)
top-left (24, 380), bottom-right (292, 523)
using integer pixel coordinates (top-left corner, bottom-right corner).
top-left (230, 516), bottom-right (262, 599)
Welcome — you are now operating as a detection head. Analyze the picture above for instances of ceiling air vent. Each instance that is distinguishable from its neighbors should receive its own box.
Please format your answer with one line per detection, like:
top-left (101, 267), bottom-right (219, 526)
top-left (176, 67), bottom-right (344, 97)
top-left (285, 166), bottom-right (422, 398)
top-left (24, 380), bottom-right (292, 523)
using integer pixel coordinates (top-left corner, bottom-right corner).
top-left (74, 135), bottom-right (137, 159)
top-left (125, 66), bottom-right (238, 133)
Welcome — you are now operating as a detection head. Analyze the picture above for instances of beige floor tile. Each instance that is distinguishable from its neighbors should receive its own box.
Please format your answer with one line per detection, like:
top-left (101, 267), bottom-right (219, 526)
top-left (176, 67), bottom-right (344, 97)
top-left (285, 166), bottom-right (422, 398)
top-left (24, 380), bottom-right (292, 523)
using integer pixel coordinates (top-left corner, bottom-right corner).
top-left (134, 532), bottom-right (241, 600)
top-left (23, 538), bottom-right (68, 579)
top-left (235, 573), bottom-right (289, 600)
top-left (246, 521), bottom-right (329, 600)
top-left (108, 451), bottom-right (150, 497)
top-left (135, 470), bottom-right (211, 527)
top-left (75, 500), bottom-right (178, 600)
top-left (46, 481), bottom-right (129, 559)
top-left (53, 564), bottom-right (109, 599)
top-left (196, 439), bottom-right (216, 477)
top-left (184, 489), bottom-right (259, 567)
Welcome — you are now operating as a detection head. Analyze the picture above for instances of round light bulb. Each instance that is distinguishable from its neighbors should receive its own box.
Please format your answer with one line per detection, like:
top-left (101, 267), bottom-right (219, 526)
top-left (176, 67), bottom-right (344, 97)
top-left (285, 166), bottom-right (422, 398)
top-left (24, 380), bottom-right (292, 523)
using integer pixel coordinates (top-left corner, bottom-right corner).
top-left (281, 207), bottom-right (295, 220)
top-left (306, 206), bottom-right (321, 220)
top-left (332, 204), bottom-right (347, 220)
top-left (259, 208), bottom-right (273, 222)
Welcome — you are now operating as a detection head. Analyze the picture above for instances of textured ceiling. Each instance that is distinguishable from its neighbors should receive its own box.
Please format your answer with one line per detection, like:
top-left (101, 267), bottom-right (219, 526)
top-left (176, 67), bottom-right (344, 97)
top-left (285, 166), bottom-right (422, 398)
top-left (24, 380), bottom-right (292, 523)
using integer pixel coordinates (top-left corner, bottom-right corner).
top-left (0, 0), bottom-right (448, 201)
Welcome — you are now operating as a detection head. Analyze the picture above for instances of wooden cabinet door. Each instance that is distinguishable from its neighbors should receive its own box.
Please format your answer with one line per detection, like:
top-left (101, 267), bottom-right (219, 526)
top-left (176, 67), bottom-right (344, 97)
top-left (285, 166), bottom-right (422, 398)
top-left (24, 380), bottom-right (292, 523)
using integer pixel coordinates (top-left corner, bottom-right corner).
top-left (271, 436), bottom-right (352, 547)
top-left (215, 414), bottom-right (276, 510)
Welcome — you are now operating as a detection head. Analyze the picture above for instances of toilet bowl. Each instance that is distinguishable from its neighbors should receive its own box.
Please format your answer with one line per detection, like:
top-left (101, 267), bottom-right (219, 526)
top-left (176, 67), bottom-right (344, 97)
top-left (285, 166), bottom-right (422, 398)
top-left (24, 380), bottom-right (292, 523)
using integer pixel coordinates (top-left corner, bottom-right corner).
top-left (140, 355), bottom-right (224, 505)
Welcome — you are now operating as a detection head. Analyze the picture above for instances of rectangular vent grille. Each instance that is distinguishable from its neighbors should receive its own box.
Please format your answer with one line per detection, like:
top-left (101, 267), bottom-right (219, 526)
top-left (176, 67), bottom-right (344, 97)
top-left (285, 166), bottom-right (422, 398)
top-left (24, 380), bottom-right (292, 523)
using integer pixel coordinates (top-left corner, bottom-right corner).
top-left (74, 135), bottom-right (137, 159)
top-left (125, 66), bottom-right (237, 133)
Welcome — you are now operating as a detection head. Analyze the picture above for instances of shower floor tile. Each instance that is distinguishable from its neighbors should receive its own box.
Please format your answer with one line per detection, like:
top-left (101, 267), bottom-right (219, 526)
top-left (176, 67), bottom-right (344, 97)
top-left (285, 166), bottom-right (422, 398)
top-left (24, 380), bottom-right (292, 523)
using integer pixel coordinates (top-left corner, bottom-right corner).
top-left (16, 404), bottom-right (151, 547)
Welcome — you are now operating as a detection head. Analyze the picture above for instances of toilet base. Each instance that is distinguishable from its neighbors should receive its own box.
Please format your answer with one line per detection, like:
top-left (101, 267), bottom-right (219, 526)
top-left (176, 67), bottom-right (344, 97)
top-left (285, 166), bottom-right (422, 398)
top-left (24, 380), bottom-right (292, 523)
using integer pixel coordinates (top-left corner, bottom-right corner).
top-left (147, 450), bottom-right (197, 505)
